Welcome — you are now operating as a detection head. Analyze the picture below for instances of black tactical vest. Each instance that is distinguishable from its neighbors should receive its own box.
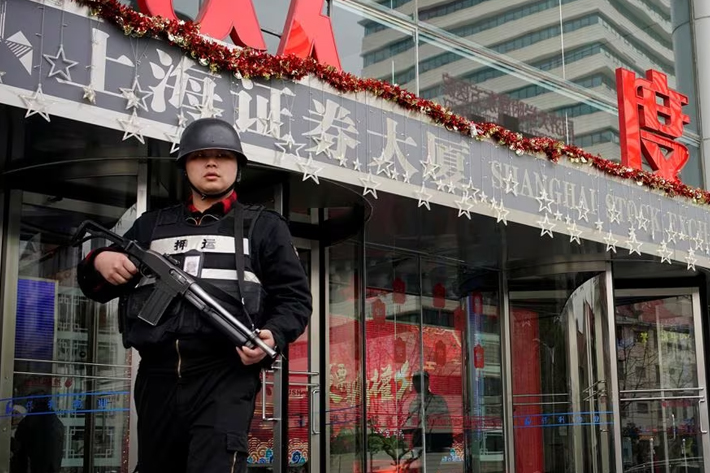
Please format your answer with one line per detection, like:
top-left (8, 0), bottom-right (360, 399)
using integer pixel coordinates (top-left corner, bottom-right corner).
top-left (119, 204), bottom-right (266, 350)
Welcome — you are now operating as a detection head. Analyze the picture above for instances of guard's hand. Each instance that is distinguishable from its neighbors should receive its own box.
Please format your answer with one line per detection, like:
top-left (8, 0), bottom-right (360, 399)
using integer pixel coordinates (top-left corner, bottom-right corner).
top-left (237, 330), bottom-right (275, 365)
top-left (94, 251), bottom-right (138, 285)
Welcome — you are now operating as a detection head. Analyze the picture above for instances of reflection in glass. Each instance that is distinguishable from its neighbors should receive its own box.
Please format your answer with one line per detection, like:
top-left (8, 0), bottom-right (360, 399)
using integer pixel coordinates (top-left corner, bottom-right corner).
top-left (247, 251), bottom-right (312, 470)
top-left (415, 34), bottom-right (620, 158)
top-left (615, 295), bottom-right (705, 473)
top-left (328, 242), bottom-right (365, 473)
top-left (510, 273), bottom-right (615, 473)
top-left (364, 249), bottom-right (422, 472)
top-left (334, 2), bottom-right (417, 86)
top-left (9, 182), bottom-right (137, 473)
top-left (361, 247), bottom-right (504, 472)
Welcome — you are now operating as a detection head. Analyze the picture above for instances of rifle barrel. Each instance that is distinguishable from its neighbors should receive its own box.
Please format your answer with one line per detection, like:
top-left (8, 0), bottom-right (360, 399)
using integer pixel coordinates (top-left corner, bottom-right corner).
top-left (188, 283), bottom-right (278, 359)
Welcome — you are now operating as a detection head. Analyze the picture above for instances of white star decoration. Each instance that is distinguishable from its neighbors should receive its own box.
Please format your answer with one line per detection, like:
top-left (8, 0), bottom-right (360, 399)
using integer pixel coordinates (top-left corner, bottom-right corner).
top-left (177, 112), bottom-right (188, 128)
top-left (665, 223), bottom-right (678, 244)
top-left (352, 159), bottom-right (362, 172)
top-left (311, 131), bottom-right (334, 157)
top-left (607, 202), bottom-right (621, 224)
top-left (334, 152), bottom-right (348, 168)
top-left (82, 85), bottom-right (97, 104)
top-left (462, 179), bottom-right (481, 202)
top-left (43, 45), bottom-right (78, 81)
top-left (537, 213), bottom-right (556, 238)
top-left (371, 153), bottom-right (392, 177)
top-left (165, 127), bottom-right (183, 154)
top-left (604, 231), bottom-right (618, 253)
top-left (503, 173), bottom-right (519, 196)
top-left (196, 100), bottom-right (223, 119)
top-left (494, 201), bottom-right (509, 225)
top-left (692, 231), bottom-right (705, 251)
top-left (575, 202), bottom-right (590, 222)
top-left (594, 220), bottom-right (604, 232)
top-left (535, 188), bottom-right (554, 213)
top-left (21, 85), bottom-right (51, 122)
top-left (421, 156), bottom-right (440, 181)
top-left (118, 111), bottom-right (145, 144)
top-left (455, 192), bottom-right (474, 219)
top-left (626, 228), bottom-right (642, 256)
top-left (686, 249), bottom-right (697, 271)
top-left (360, 173), bottom-right (380, 199)
top-left (567, 221), bottom-right (582, 244)
top-left (274, 134), bottom-right (305, 163)
top-left (297, 155), bottom-right (324, 184)
top-left (402, 170), bottom-right (412, 184)
top-left (414, 184), bottom-right (433, 210)
top-left (0, 71), bottom-right (5, 84)
top-left (636, 209), bottom-right (650, 231)
top-left (119, 78), bottom-right (151, 112)
top-left (657, 240), bottom-right (672, 264)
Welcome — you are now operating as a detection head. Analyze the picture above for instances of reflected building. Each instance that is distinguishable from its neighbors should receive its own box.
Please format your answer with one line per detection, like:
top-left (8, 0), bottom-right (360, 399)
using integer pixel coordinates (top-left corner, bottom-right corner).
top-left (360, 0), bottom-right (696, 183)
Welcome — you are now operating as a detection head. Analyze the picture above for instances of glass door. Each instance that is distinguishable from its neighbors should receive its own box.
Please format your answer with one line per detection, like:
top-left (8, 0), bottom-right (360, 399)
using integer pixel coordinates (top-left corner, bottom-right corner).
top-left (248, 240), bottom-right (321, 473)
top-left (508, 269), bottom-right (617, 473)
top-left (0, 178), bottom-right (139, 472)
top-left (615, 288), bottom-right (710, 473)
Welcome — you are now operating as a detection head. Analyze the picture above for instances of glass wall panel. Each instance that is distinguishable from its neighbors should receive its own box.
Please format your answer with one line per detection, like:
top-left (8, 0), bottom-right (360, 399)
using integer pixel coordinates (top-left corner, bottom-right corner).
top-left (5, 177), bottom-right (137, 473)
top-left (351, 0), bottom-right (415, 20)
top-left (459, 282), bottom-right (504, 472)
top-left (328, 241), bottom-right (365, 473)
top-left (416, 0), bottom-right (564, 78)
top-left (333, 2), bottom-right (417, 87)
top-left (418, 259), bottom-right (461, 473)
top-left (417, 33), bottom-right (617, 156)
top-left (364, 248), bottom-right (422, 472)
top-left (414, 0), bottom-right (697, 131)
top-left (615, 293), bottom-right (706, 473)
top-left (509, 271), bottom-right (616, 473)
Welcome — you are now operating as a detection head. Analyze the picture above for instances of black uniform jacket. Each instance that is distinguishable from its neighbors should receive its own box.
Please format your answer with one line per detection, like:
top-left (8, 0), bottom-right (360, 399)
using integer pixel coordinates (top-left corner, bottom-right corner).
top-left (76, 194), bottom-right (312, 363)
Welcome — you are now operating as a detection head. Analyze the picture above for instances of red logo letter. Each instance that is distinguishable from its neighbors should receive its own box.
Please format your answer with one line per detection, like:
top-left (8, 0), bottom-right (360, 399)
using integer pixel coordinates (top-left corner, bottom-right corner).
top-left (137, 0), bottom-right (266, 50)
top-left (277, 0), bottom-right (342, 70)
top-left (616, 68), bottom-right (690, 182)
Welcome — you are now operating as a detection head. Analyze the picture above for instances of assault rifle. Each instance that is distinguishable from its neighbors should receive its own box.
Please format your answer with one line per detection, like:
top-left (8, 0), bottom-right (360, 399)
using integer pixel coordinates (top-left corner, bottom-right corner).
top-left (71, 220), bottom-right (278, 359)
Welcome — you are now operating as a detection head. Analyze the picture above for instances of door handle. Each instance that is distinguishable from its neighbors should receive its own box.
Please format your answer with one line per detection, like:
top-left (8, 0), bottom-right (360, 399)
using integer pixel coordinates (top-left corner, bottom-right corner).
top-left (261, 370), bottom-right (279, 422)
top-left (311, 387), bottom-right (320, 435)
top-left (700, 398), bottom-right (708, 434)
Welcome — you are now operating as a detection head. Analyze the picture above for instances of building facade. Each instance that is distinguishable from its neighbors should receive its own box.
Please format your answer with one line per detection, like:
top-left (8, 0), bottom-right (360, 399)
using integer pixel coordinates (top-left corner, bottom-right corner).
top-left (1, 0), bottom-right (710, 472)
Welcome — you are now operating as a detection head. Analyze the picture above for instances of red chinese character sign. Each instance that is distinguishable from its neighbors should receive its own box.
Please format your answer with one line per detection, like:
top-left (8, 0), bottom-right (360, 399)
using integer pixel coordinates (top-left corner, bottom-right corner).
top-left (616, 68), bottom-right (690, 182)
top-left (137, 0), bottom-right (341, 69)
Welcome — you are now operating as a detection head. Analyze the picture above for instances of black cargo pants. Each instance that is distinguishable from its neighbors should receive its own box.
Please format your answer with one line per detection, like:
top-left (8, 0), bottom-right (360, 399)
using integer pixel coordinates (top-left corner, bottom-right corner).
top-left (133, 349), bottom-right (261, 473)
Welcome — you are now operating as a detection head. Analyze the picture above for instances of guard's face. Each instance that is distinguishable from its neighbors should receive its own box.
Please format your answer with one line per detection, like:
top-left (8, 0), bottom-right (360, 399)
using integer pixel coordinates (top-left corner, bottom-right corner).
top-left (185, 149), bottom-right (238, 195)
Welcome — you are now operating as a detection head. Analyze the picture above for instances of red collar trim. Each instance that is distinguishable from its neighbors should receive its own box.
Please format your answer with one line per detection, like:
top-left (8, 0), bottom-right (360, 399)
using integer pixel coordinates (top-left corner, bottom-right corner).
top-left (187, 191), bottom-right (237, 216)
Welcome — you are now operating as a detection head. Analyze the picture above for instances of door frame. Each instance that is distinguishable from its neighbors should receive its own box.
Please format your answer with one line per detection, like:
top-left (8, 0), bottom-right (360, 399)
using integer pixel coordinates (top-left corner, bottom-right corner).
top-left (614, 286), bottom-right (710, 471)
top-left (503, 264), bottom-right (624, 473)
top-left (293, 236), bottom-right (323, 473)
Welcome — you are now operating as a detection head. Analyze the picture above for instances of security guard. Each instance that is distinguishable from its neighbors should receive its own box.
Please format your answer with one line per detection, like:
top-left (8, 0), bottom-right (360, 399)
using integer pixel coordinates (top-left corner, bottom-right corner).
top-left (76, 118), bottom-right (312, 473)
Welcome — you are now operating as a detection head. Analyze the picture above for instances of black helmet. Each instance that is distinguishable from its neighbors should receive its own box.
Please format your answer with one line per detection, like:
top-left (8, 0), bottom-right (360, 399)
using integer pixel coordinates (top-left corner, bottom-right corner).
top-left (177, 118), bottom-right (248, 168)
top-left (177, 118), bottom-right (248, 198)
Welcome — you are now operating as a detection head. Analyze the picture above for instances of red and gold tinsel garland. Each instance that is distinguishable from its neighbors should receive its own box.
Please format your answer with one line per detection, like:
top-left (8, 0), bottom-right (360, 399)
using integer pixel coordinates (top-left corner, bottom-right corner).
top-left (72, 0), bottom-right (710, 206)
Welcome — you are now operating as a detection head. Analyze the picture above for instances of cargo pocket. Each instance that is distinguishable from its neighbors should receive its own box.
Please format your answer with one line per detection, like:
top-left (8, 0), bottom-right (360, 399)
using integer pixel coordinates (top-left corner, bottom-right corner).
top-left (226, 432), bottom-right (248, 473)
